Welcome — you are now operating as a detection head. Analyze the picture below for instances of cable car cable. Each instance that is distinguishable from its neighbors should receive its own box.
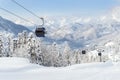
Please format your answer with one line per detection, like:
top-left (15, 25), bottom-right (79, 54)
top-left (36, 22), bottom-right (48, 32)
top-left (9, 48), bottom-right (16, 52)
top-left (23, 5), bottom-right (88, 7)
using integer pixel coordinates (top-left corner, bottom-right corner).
top-left (0, 7), bottom-right (36, 25)
top-left (11, 0), bottom-right (42, 21)
top-left (11, 0), bottom-right (46, 37)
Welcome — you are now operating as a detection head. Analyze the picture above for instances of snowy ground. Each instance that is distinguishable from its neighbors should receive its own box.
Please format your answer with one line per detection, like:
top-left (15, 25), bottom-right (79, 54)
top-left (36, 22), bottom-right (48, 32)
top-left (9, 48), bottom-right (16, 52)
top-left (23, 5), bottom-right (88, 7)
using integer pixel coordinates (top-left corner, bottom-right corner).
top-left (0, 57), bottom-right (120, 80)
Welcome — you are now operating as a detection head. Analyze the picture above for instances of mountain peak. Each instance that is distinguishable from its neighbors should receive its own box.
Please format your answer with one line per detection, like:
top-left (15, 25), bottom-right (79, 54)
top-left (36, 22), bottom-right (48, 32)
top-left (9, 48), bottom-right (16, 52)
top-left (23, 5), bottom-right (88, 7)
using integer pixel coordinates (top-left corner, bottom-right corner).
top-left (111, 6), bottom-right (120, 22)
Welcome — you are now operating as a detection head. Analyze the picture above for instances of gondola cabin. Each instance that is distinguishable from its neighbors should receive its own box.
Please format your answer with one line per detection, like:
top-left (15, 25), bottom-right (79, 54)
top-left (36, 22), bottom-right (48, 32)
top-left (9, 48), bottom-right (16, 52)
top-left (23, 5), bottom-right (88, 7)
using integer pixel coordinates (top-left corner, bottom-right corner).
top-left (35, 27), bottom-right (46, 37)
top-left (82, 50), bottom-right (86, 54)
top-left (98, 52), bottom-right (102, 56)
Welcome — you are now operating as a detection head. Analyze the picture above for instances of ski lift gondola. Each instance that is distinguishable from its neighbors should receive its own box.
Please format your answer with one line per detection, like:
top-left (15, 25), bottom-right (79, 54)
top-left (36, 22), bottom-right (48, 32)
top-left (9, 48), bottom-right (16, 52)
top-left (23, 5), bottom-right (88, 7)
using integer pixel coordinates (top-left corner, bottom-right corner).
top-left (82, 50), bottom-right (86, 54)
top-left (35, 27), bottom-right (46, 37)
top-left (35, 17), bottom-right (46, 37)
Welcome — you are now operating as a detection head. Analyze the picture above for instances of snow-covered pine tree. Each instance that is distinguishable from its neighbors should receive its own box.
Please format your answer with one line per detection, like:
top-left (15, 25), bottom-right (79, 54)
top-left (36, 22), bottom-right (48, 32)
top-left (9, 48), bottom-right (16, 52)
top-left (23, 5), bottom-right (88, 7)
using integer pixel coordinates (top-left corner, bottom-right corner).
top-left (73, 49), bottom-right (81, 64)
top-left (50, 42), bottom-right (60, 67)
top-left (0, 39), bottom-right (3, 57)
top-left (28, 39), bottom-right (37, 63)
top-left (12, 39), bottom-right (18, 56)
top-left (22, 30), bottom-right (28, 44)
top-left (57, 50), bottom-right (65, 67)
top-left (17, 33), bottom-right (23, 48)
top-left (5, 37), bottom-right (12, 57)
top-left (63, 42), bottom-right (72, 66)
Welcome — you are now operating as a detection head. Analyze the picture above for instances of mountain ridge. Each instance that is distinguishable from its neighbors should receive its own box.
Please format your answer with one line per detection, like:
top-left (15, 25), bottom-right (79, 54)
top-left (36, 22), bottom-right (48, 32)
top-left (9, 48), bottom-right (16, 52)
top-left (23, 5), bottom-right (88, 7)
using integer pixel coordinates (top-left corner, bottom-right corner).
top-left (0, 16), bottom-right (31, 36)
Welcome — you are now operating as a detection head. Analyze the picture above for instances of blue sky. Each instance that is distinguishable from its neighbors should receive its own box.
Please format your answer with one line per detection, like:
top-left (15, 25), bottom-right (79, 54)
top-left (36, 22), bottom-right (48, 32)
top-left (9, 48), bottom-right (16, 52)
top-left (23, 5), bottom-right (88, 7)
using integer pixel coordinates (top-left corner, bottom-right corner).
top-left (0, 0), bottom-right (120, 23)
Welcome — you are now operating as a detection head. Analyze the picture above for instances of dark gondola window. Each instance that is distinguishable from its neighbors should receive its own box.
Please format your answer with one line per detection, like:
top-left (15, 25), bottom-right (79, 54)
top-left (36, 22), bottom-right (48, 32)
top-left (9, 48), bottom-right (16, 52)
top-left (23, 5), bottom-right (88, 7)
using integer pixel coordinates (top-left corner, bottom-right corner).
top-left (98, 52), bottom-right (102, 56)
top-left (82, 50), bottom-right (86, 54)
top-left (35, 27), bottom-right (46, 37)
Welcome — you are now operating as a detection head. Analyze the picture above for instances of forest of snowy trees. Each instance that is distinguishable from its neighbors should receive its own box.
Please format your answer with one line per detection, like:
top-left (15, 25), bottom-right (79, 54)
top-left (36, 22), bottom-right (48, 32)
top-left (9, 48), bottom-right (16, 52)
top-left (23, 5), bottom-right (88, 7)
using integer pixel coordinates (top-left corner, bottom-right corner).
top-left (0, 31), bottom-right (119, 67)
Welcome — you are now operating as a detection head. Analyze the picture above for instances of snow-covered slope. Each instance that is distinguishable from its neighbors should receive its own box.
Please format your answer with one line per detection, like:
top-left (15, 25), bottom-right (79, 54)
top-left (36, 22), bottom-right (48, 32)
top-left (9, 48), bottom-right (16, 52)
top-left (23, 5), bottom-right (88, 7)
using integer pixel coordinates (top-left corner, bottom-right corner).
top-left (0, 16), bottom-right (31, 36)
top-left (0, 57), bottom-right (120, 80)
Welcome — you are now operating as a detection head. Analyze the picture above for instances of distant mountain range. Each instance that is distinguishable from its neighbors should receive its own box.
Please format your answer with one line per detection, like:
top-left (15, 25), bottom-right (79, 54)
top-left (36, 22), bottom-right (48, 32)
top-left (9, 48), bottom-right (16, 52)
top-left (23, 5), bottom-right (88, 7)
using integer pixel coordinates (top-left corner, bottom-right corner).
top-left (1, 6), bottom-right (120, 49)
top-left (0, 16), bottom-right (31, 36)
top-left (43, 10), bottom-right (120, 49)
top-left (1, 15), bottom-right (120, 49)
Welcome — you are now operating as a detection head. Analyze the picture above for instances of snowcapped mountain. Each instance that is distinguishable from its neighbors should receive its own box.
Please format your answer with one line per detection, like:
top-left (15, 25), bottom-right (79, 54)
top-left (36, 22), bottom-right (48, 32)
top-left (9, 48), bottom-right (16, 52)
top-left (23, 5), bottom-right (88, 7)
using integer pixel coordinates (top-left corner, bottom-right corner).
top-left (1, 6), bottom-right (120, 49)
top-left (0, 16), bottom-right (31, 36)
top-left (43, 10), bottom-right (120, 49)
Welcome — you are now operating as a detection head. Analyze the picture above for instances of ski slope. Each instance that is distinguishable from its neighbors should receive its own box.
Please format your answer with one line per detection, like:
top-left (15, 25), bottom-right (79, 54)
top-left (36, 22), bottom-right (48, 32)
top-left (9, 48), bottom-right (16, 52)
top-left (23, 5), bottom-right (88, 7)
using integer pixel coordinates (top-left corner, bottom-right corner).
top-left (0, 57), bottom-right (120, 80)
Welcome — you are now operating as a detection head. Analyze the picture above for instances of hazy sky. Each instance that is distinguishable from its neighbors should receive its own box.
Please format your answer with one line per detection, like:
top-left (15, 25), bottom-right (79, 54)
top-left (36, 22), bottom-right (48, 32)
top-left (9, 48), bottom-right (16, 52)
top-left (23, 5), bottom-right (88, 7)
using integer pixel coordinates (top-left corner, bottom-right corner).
top-left (0, 0), bottom-right (120, 25)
